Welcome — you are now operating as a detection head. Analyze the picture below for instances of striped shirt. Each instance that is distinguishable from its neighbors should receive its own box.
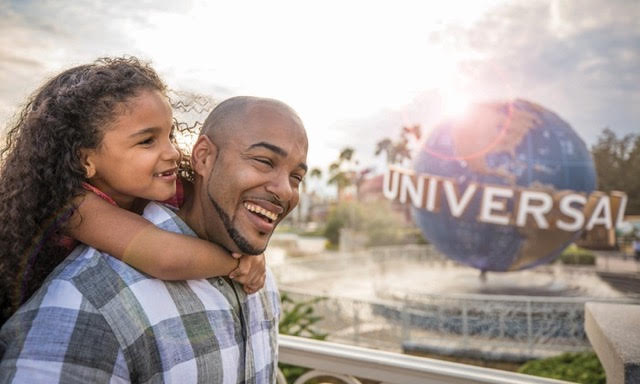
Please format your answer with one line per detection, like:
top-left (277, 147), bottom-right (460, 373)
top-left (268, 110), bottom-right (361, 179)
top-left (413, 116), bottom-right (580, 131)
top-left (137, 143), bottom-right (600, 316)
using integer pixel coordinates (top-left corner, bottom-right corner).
top-left (0, 202), bottom-right (280, 383)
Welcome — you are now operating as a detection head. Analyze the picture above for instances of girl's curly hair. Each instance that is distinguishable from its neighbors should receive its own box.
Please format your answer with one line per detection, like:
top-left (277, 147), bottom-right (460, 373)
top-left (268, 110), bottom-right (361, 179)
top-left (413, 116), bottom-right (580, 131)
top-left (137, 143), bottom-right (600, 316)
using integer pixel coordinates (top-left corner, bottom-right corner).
top-left (0, 57), bottom-right (167, 324)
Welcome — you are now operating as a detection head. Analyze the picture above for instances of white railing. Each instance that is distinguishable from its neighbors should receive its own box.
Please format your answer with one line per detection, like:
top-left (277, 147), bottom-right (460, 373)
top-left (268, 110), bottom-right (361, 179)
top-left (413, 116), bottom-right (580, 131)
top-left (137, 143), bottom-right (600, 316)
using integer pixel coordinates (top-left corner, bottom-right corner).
top-left (277, 335), bottom-right (571, 384)
top-left (273, 244), bottom-right (639, 359)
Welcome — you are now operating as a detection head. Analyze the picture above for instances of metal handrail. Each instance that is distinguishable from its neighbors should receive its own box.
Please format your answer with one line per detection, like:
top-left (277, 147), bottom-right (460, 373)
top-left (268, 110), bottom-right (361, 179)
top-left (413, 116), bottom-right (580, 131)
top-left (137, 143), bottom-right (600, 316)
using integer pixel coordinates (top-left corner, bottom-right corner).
top-left (278, 335), bottom-right (571, 384)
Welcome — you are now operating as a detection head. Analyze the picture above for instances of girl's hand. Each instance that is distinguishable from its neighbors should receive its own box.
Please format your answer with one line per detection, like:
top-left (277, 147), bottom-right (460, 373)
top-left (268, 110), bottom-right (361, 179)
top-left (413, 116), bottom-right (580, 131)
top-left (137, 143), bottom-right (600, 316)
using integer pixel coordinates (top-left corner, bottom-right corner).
top-left (229, 253), bottom-right (266, 294)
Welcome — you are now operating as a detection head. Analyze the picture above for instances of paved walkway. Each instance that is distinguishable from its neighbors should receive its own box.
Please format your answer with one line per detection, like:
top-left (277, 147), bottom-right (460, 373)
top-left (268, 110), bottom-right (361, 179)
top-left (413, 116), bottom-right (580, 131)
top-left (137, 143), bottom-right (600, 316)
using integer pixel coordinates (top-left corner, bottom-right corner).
top-left (593, 251), bottom-right (640, 294)
top-left (594, 251), bottom-right (640, 274)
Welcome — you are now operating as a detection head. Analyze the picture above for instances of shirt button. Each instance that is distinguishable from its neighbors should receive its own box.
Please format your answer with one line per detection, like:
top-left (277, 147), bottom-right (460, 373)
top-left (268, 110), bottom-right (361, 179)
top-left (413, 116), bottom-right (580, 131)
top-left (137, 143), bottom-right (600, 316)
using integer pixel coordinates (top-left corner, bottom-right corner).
top-left (218, 279), bottom-right (224, 286)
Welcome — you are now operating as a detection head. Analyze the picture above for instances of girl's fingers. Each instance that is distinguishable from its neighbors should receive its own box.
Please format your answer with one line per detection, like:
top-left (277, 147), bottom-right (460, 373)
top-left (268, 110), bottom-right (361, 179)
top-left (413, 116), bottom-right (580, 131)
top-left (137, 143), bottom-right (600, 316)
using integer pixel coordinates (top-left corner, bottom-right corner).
top-left (229, 265), bottom-right (241, 279)
top-left (229, 263), bottom-right (248, 280)
top-left (249, 275), bottom-right (265, 291)
top-left (243, 284), bottom-right (257, 294)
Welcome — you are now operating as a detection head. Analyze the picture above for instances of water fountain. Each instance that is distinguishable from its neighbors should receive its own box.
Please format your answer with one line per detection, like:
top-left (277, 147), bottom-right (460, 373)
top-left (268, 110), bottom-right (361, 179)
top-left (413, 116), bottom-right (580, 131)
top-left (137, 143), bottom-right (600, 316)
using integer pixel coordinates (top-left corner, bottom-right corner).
top-left (272, 244), bottom-right (639, 361)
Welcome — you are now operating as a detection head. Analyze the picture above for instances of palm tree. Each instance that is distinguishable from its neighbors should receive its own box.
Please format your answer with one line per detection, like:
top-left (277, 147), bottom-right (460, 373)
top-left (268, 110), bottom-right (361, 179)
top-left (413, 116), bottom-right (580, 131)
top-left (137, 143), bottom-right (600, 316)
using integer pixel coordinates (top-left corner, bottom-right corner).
top-left (309, 167), bottom-right (322, 179)
top-left (328, 147), bottom-right (356, 200)
top-left (306, 167), bottom-right (323, 195)
top-left (375, 138), bottom-right (393, 163)
top-left (328, 163), bottom-right (349, 200)
top-left (339, 147), bottom-right (354, 162)
top-left (375, 124), bottom-right (422, 165)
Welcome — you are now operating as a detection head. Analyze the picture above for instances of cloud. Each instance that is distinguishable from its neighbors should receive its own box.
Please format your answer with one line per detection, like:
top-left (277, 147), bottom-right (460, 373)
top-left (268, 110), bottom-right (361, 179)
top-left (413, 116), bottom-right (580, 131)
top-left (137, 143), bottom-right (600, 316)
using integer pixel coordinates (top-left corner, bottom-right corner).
top-left (1, 0), bottom-right (637, 165)
top-left (433, 0), bottom-right (640, 143)
top-left (319, 0), bottom-right (639, 173)
top-left (0, 0), bottom-right (203, 128)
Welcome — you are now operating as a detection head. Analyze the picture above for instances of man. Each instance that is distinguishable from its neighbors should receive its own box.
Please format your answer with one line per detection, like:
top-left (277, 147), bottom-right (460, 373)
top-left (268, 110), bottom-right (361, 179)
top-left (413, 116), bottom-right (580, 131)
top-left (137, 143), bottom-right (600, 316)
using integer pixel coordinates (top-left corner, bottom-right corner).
top-left (0, 96), bottom-right (308, 383)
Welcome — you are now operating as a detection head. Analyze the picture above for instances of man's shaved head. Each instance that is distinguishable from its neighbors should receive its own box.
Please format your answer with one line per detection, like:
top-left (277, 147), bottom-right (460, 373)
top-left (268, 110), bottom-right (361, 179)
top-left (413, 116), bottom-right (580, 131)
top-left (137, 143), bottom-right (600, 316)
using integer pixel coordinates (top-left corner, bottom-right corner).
top-left (201, 96), bottom-right (305, 146)
top-left (188, 95), bottom-right (308, 255)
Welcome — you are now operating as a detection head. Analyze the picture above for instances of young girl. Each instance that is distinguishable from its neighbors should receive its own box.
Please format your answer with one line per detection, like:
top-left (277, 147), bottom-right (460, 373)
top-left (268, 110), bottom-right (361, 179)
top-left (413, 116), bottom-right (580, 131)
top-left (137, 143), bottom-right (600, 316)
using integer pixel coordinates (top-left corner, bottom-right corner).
top-left (0, 57), bottom-right (265, 324)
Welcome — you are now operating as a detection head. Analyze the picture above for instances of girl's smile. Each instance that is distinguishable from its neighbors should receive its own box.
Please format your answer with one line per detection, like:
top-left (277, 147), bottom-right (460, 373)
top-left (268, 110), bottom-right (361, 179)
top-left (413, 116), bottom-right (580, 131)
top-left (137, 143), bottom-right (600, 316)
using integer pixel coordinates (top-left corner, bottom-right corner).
top-left (83, 89), bottom-right (179, 209)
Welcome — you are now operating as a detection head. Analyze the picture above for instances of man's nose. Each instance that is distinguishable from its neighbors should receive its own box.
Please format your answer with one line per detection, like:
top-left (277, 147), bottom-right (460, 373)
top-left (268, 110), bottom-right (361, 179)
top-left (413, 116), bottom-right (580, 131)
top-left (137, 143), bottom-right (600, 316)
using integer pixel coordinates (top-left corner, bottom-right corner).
top-left (266, 171), bottom-right (295, 203)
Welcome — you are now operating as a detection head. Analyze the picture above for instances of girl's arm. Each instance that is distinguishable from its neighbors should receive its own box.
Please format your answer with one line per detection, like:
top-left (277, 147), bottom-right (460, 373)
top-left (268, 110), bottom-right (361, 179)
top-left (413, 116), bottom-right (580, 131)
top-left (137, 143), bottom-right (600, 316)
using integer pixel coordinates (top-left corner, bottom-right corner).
top-left (67, 192), bottom-right (265, 287)
top-left (230, 253), bottom-right (266, 294)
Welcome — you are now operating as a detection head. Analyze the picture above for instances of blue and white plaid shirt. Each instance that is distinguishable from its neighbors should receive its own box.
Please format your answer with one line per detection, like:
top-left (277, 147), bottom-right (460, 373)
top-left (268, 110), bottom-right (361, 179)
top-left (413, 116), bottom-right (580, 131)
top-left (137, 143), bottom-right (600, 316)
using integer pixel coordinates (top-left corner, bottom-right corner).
top-left (0, 202), bottom-right (280, 383)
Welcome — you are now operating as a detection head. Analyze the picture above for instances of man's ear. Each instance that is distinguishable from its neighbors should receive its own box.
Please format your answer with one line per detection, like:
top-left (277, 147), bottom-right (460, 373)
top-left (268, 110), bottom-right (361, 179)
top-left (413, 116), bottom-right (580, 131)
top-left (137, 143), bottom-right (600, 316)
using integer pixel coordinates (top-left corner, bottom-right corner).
top-left (79, 149), bottom-right (97, 179)
top-left (191, 135), bottom-right (218, 177)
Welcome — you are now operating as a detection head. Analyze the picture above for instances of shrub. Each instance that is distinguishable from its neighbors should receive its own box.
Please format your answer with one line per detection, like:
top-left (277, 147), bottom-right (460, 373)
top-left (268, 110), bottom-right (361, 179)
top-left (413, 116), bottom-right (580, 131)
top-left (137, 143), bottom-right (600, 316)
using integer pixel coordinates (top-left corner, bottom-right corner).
top-left (278, 294), bottom-right (327, 383)
top-left (323, 200), bottom-right (424, 248)
top-left (518, 351), bottom-right (605, 384)
top-left (559, 244), bottom-right (596, 265)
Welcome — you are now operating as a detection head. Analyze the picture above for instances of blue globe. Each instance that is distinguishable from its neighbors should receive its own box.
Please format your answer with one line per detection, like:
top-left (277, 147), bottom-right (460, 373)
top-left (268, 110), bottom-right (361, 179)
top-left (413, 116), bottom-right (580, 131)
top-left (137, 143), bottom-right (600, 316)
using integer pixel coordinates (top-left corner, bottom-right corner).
top-left (413, 99), bottom-right (597, 271)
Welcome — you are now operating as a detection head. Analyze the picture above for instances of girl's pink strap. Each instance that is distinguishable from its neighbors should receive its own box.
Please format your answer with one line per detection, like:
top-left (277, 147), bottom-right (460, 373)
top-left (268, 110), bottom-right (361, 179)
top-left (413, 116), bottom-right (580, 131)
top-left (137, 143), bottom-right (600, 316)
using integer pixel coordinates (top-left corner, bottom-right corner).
top-left (81, 182), bottom-right (118, 206)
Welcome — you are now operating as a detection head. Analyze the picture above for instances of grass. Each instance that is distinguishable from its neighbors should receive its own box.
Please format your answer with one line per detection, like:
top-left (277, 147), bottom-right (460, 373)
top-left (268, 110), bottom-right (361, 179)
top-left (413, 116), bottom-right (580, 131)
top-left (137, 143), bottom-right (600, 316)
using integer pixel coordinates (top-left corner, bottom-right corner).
top-left (518, 351), bottom-right (605, 384)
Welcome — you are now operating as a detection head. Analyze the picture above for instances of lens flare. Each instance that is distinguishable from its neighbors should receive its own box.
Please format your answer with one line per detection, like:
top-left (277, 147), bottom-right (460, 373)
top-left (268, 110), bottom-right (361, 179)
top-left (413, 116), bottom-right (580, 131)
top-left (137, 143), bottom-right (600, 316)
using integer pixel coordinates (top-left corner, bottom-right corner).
top-left (423, 101), bottom-right (513, 161)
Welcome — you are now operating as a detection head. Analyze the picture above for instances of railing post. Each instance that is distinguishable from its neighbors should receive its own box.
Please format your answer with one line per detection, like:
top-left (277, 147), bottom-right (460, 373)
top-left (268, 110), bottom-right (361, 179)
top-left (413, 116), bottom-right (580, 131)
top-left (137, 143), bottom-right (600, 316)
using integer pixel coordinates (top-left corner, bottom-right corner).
top-left (499, 310), bottom-right (505, 339)
top-left (462, 300), bottom-right (468, 348)
top-left (527, 300), bottom-right (533, 354)
top-left (438, 301), bottom-right (444, 334)
top-left (401, 294), bottom-right (410, 342)
top-left (353, 301), bottom-right (360, 345)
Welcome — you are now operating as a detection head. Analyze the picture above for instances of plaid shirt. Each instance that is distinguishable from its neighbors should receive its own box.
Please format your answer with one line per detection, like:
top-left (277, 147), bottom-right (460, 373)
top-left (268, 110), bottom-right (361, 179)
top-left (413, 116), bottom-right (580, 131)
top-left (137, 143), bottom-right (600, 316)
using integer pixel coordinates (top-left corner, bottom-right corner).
top-left (0, 202), bottom-right (280, 384)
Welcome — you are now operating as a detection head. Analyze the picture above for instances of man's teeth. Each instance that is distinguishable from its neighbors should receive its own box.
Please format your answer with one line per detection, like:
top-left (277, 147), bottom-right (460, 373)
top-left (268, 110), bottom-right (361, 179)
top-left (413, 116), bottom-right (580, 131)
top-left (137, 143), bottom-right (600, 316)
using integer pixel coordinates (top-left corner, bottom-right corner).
top-left (244, 202), bottom-right (278, 221)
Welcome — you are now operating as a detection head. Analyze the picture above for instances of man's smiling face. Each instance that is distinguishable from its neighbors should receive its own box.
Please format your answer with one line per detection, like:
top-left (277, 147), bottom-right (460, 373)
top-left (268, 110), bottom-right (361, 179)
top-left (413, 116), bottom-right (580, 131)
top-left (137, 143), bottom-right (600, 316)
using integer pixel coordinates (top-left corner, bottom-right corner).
top-left (202, 101), bottom-right (308, 255)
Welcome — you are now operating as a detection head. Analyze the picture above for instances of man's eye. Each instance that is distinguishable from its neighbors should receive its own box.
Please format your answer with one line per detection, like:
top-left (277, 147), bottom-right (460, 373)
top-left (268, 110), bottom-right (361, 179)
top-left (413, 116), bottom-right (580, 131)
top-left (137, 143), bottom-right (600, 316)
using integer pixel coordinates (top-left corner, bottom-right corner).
top-left (291, 174), bottom-right (304, 185)
top-left (254, 158), bottom-right (273, 167)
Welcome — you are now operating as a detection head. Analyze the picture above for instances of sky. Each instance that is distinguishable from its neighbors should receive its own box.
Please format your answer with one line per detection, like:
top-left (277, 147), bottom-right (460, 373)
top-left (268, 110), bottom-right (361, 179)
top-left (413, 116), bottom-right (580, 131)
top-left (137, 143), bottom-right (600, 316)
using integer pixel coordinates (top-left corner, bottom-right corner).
top-left (1, 0), bottom-right (638, 180)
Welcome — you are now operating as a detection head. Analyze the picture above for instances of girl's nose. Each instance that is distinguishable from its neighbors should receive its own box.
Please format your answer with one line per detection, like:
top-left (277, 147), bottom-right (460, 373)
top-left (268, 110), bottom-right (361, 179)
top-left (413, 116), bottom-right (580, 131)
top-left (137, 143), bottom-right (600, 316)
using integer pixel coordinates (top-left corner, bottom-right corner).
top-left (163, 141), bottom-right (180, 162)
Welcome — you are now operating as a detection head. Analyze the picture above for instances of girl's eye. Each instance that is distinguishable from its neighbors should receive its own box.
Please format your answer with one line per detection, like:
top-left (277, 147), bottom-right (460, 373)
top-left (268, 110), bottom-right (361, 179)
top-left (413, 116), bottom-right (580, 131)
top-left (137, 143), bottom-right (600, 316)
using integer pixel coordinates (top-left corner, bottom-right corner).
top-left (139, 137), bottom-right (155, 146)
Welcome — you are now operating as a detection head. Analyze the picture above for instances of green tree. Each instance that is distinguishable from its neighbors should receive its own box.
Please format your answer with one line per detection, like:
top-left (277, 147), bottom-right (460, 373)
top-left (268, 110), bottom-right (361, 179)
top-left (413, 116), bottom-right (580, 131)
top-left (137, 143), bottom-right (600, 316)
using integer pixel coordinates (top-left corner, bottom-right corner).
top-left (304, 167), bottom-right (323, 198)
top-left (375, 124), bottom-right (422, 221)
top-left (327, 147), bottom-right (357, 200)
top-left (375, 124), bottom-right (421, 165)
top-left (323, 201), bottom-right (363, 246)
top-left (323, 200), bottom-right (424, 248)
top-left (591, 128), bottom-right (640, 214)
top-left (309, 167), bottom-right (322, 180)
top-left (338, 147), bottom-right (354, 163)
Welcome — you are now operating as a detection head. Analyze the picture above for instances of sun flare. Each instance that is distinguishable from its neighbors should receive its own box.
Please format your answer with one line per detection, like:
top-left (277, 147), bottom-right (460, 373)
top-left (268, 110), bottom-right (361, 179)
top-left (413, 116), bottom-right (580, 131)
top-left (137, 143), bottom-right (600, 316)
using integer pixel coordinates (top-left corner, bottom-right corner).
top-left (441, 90), bottom-right (472, 119)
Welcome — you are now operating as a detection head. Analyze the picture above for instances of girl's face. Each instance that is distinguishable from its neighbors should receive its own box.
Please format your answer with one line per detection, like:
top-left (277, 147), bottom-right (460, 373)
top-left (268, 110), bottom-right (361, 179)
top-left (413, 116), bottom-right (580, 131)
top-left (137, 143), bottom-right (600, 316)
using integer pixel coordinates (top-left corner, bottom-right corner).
top-left (83, 89), bottom-right (179, 210)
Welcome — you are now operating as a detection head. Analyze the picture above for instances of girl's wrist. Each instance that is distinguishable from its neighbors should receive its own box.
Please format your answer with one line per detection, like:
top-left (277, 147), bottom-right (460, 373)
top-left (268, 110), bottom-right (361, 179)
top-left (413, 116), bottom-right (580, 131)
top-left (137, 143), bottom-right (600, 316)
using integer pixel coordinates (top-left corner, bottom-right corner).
top-left (229, 257), bottom-right (241, 278)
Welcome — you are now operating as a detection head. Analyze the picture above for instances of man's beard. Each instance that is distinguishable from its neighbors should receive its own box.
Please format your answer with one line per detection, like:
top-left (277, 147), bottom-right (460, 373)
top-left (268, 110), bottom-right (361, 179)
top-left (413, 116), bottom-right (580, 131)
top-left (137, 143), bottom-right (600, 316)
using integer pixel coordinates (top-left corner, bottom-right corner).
top-left (207, 188), bottom-right (266, 255)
